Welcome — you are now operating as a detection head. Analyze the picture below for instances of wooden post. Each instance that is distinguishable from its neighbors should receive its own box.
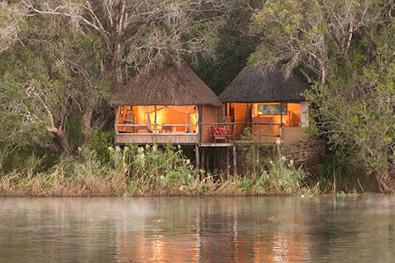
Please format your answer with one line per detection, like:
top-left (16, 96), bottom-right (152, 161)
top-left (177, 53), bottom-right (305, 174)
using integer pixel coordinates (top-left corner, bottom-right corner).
top-left (253, 144), bottom-right (256, 175)
top-left (206, 150), bottom-right (210, 172)
top-left (198, 106), bottom-right (202, 143)
top-left (214, 149), bottom-right (217, 171)
top-left (233, 122), bottom-right (236, 143)
top-left (233, 146), bottom-right (237, 176)
top-left (201, 150), bottom-right (205, 172)
top-left (256, 146), bottom-right (260, 175)
top-left (154, 105), bottom-right (157, 144)
top-left (258, 123), bottom-right (261, 141)
top-left (115, 107), bottom-right (119, 134)
top-left (226, 147), bottom-right (230, 177)
top-left (247, 103), bottom-right (252, 129)
top-left (195, 145), bottom-right (200, 170)
top-left (280, 102), bottom-right (283, 140)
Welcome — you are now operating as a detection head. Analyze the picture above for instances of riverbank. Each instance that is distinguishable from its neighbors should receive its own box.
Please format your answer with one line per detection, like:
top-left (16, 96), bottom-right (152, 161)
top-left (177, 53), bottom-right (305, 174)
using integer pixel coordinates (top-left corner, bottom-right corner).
top-left (0, 174), bottom-right (320, 197)
top-left (0, 145), bottom-right (377, 197)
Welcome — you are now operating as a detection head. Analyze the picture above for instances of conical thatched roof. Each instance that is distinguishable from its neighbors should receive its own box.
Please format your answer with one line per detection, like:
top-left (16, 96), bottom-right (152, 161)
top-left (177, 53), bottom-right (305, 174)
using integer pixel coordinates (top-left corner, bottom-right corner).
top-left (219, 66), bottom-right (309, 103)
top-left (112, 63), bottom-right (222, 107)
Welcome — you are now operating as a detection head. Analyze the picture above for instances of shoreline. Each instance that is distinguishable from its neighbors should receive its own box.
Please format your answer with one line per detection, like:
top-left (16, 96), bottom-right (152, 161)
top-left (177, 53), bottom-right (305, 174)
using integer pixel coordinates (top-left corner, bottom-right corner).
top-left (0, 186), bottom-right (378, 198)
top-left (0, 193), bottom-right (381, 198)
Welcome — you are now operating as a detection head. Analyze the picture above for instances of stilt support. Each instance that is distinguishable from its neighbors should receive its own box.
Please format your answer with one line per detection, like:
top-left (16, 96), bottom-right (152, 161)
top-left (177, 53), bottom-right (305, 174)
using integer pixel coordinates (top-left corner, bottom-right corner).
top-left (205, 150), bottom-right (210, 171)
top-left (226, 147), bottom-right (230, 177)
top-left (201, 150), bottom-right (205, 172)
top-left (233, 146), bottom-right (237, 176)
top-left (195, 145), bottom-right (200, 170)
top-left (256, 146), bottom-right (260, 174)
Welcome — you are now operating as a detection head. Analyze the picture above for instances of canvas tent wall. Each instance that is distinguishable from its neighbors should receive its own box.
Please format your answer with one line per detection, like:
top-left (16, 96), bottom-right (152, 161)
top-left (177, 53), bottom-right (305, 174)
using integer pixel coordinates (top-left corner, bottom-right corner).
top-left (113, 62), bottom-right (222, 144)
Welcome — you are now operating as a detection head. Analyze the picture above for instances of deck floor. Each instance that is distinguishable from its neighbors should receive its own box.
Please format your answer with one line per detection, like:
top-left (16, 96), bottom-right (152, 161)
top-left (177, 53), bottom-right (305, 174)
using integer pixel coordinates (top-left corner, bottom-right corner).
top-left (199, 142), bottom-right (234, 148)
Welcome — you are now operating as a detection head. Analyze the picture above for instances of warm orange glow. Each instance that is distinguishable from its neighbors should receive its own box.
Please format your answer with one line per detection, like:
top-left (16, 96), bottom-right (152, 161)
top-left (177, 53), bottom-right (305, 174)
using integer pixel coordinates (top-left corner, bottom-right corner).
top-left (251, 103), bottom-right (301, 127)
top-left (226, 102), bottom-right (302, 140)
top-left (117, 105), bottom-right (197, 133)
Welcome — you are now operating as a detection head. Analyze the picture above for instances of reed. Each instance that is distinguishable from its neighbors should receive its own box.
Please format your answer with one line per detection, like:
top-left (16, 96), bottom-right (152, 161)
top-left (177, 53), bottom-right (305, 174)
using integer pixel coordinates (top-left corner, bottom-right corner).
top-left (0, 144), bottom-right (313, 197)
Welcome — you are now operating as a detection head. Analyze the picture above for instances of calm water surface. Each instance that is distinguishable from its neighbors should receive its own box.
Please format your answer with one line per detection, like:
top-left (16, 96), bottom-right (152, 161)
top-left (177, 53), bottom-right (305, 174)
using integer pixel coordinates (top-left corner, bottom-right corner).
top-left (0, 196), bottom-right (394, 263)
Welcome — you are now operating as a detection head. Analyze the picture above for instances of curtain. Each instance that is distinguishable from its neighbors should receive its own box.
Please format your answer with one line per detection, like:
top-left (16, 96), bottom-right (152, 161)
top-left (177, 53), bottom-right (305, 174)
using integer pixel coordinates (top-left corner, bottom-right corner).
top-left (137, 106), bottom-right (197, 132)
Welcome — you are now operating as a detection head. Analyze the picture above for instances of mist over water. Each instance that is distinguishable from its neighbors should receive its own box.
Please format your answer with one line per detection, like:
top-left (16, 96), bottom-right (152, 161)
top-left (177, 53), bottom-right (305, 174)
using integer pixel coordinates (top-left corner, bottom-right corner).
top-left (0, 196), bottom-right (394, 263)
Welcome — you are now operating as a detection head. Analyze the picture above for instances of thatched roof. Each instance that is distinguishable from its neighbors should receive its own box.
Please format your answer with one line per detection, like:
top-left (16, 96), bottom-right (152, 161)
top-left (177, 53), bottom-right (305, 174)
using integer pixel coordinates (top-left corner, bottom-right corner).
top-left (112, 63), bottom-right (222, 107)
top-left (219, 66), bottom-right (309, 103)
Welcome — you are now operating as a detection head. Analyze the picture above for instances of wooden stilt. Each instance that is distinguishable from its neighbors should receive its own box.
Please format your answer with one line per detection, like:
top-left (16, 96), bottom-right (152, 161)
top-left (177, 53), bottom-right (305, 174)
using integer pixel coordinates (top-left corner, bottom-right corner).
top-left (201, 150), bottom-right (205, 172)
top-left (253, 145), bottom-right (256, 175)
top-left (154, 105), bottom-right (157, 144)
top-left (195, 145), bottom-right (200, 170)
top-left (226, 147), bottom-right (230, 177)
top-left (233, 146), bottom-right (237, 176)
top-left (256, 146), bottom-right (260, 174)
top-left (214, 149), bottom-right (217, 172)
top-left (280, 102), bottom-right (283, 140)
top-left (206, 150), bottom-right (210, 171)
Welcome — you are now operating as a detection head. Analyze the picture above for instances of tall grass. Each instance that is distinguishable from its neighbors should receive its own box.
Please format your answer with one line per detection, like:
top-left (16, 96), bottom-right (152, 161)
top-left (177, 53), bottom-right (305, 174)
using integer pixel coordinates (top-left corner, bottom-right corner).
top-left (0, 143), bottom-right (313, 197)
top-left (235, 141), bottom-right (314, 195)
top-left (0, 147), bottom-right (127, 197)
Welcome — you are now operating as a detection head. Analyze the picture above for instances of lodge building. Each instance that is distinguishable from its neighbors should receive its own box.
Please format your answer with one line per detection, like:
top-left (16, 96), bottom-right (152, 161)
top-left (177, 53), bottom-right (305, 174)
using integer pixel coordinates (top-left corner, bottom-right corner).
top-left (112, 62), bottom-right (311, 171)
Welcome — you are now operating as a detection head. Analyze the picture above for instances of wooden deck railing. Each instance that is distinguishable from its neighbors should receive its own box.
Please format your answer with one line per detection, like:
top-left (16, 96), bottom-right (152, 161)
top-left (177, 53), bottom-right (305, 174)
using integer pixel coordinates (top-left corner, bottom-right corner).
top-left (115, 122), bottom-right (285, 144)
top-left (198, 122), bottom-right (282, 143)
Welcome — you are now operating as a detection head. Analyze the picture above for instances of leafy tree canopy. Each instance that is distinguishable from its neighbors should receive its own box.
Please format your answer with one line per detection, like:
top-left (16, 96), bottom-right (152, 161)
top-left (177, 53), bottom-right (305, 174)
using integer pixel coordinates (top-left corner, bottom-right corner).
top-left (251, 0), bottom-right (395, 191)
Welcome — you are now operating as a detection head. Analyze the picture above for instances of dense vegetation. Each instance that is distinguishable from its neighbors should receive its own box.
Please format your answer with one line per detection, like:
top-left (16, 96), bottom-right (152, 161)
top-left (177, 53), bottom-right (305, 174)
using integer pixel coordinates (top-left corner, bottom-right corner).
top-left (0, 144), bottom-right (313, 197)
top-left (1, 0), bottom-right (394, 195)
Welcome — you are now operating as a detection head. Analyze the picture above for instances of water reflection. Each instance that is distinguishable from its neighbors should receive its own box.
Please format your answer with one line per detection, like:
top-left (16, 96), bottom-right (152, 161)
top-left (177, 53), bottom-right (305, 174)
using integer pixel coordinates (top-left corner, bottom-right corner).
top-left (0, 196), bottom-right (394, 263)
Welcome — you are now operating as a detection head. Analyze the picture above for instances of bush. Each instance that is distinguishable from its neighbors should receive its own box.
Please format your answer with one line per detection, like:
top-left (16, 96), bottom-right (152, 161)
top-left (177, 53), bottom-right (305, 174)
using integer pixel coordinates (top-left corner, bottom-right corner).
top-left (252, 143), bottom-right (307, 195)
top-left (0, 143), bottom-right (313, 197)
top-left (90, 131), bottom-right (115, 163)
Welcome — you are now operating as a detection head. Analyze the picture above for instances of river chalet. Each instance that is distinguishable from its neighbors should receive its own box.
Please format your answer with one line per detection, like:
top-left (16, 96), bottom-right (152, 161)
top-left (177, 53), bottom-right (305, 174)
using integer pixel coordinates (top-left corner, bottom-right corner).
top-left (112, 62), bottom-right (222, 146)
top-left (219, 65), bottom-right (310, 145)
top-left (113, 63), bottom-right (310, 172)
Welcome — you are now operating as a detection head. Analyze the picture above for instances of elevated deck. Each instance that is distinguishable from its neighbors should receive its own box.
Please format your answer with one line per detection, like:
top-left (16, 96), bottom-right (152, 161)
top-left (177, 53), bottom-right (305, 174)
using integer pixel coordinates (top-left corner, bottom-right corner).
top-left (115, 122), bottom-right (303, 146)
top-left (199, 142), bottom-right (234, 148)
top-left (115, 133), bottom-right (199, 145)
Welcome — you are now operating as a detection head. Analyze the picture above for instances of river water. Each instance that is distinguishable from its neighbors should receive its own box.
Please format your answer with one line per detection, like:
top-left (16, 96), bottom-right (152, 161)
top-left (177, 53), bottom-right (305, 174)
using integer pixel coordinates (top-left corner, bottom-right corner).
top-left (0, 196), bottom-right (394, 263)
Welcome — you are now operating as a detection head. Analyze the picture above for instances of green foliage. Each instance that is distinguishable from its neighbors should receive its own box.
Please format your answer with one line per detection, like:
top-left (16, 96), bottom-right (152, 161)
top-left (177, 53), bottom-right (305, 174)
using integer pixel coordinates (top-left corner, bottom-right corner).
top-left (192, 2), bottom-right (258, 95)
top-left (234, 142), bottom-right (309, 195)
top-left (0, 2), bottom-right (26, 52)
top-left (89, 131), bottom-right (115, 163)
top-left (236, 178), bottom-right (252, 192)
top-left (312, 146), bottom-right (377, 193)
top-left (253, 144), bottom-right (307, 195)
top-left (250, 0), bottom-right (395, 190)
top-left (125, 144), bottom-right (197, 188)
top-left (0, 143), bottom-right (313, 197)
top-left (0, 10), bottom-right (109, 156)
top-left (237, 128), bottom-right (275, 176)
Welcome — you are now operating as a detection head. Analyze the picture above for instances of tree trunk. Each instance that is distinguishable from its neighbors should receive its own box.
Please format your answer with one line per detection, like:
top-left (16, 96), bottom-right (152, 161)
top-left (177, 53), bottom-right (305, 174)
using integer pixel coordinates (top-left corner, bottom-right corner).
top-left (81, 91), bottom-right (99, 144)
top-left (112, 42), bottom-right (124, 87)
top-left (82, 109), bottom-right (94, 144)
top-left (47, 127), bottom-right (72, 155)
top-left (376, 166), bottom-right (395, 193)
top-left (81, 89), bottom-right (115, 144)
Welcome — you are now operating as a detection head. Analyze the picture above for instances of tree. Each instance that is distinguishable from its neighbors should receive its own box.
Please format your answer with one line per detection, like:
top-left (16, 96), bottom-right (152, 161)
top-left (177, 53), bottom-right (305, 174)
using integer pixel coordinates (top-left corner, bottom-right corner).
top-left (193, 1), bottom-right (261, 95)
top-left (25, 0), bottom-right (234, 84)
top-left (0, 0), bottom-right (233, 159)
top-left (0, 14), bottom-right (107, 155)
top-left (0, 2), bottom-right (26, 53)
top-left (250, 0), bottom-right (395, 192)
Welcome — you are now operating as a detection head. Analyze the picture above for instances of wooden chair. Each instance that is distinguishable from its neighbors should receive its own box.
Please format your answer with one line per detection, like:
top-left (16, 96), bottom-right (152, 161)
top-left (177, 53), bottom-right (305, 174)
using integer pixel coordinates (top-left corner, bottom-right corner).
top-left (211, 126), bottom-right (229, 142)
